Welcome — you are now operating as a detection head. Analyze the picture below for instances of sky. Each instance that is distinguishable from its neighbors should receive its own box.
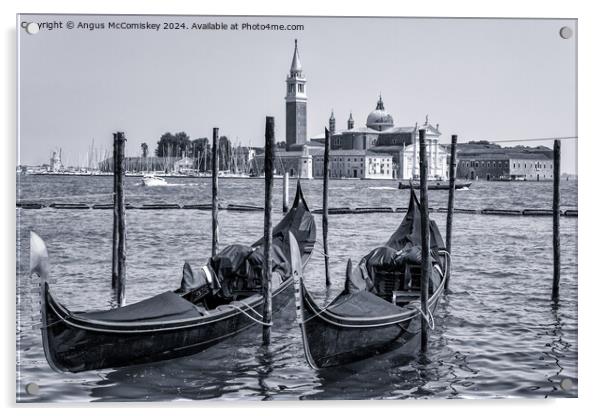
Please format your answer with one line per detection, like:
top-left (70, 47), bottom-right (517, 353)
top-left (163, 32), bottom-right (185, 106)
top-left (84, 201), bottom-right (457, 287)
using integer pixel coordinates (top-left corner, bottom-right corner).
top-left (18, 15), bottom-right (577, 173)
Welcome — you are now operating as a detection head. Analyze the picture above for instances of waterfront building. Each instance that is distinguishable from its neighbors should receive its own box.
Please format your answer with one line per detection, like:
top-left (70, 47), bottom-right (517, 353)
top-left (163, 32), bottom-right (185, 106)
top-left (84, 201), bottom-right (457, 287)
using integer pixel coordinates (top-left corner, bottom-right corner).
top-left (173, 155), bottom-right (195, 174)
top-left (456, 142), bottom-right (553, 181)
top-left (313, 150), bottom-right (393, 179)
top-left (321, 106), bottom-right (448, 180)
top-left (49, 149), bottom-right (63, 172)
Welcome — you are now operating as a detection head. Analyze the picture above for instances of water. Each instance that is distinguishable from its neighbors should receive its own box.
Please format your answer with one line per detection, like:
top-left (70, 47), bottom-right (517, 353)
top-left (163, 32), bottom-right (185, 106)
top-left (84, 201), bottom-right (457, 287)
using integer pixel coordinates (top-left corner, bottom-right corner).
top-left (16, 175), bottom-right (578, 401)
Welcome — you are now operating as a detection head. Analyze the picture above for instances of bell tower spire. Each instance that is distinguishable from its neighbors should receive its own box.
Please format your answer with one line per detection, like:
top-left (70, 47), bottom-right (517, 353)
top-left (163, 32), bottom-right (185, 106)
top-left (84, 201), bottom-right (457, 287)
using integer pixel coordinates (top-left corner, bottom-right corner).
top-left (285, 39), bottom-right (307, 150)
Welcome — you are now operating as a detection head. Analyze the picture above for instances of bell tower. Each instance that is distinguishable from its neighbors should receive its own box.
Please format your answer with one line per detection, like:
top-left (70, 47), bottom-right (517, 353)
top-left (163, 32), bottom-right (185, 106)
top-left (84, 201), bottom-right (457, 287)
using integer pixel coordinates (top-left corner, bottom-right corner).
top-left (285, 39), bottom-right (307, 150)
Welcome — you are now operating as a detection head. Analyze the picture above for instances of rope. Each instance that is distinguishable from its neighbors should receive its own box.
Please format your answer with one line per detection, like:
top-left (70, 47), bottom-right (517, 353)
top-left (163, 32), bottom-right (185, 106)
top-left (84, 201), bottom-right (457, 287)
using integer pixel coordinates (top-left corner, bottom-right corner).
top-left (225, 303), bottom-right (272, 326)
top-left (409, 303), bottom-right (435, 330)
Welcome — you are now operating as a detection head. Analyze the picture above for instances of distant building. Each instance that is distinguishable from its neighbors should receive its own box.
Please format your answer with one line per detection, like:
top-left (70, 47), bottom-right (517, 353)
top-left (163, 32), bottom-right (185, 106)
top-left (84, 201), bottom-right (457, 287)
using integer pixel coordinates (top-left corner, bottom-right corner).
top-left (456, 142), bottom-right (553, 181)
top-left (285, 39), bottom-right (307, 151)
top-left (254, 40), bottom-right (447, 180)
top-left (173, 156), bottom-right (195, 174)
top-left (313, 150), bottom-right (393, 179)
top-left (317, 106), bottom-right (448, 180)
top-left (49, 149), bottom-right (63, 172)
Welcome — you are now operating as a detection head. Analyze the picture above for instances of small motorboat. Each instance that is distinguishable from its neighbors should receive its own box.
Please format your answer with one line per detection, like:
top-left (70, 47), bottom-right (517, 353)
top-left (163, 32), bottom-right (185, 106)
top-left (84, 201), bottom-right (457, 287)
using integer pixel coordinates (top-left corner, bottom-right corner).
top-left (31, 182), bottom-right (316, 373)
top-left (294, 188), bottom-right (448, 369)
top-left (141, 174), bottom-right (168, 187)
top-left (398, 180), bottom-right (471, 190)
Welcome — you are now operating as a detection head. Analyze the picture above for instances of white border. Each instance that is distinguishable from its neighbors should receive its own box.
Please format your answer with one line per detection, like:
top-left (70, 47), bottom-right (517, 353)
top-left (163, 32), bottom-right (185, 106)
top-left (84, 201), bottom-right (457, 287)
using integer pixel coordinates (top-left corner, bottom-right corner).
top-left (2, 0), bottom-right (599, 414)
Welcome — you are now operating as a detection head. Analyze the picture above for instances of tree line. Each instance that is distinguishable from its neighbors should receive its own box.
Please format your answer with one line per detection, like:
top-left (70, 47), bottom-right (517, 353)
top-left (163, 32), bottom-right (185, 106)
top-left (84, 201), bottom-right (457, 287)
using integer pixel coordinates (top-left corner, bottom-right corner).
top-left (140, 131), bottom-right (238, 172)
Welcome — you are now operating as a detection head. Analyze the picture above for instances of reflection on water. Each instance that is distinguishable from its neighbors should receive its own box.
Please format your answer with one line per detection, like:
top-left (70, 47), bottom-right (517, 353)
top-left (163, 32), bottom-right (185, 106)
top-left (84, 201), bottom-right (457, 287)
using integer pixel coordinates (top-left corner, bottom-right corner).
top-left (16, 176), bottom-right (578, 401)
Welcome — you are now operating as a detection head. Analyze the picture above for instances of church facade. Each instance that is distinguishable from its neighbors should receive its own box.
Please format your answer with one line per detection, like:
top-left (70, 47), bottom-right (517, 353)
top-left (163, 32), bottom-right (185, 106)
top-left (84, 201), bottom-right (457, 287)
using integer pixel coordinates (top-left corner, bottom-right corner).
top-left (324, 100), bottom-right (449, 180)
top-left (254, 40), bottom-right (448, 180)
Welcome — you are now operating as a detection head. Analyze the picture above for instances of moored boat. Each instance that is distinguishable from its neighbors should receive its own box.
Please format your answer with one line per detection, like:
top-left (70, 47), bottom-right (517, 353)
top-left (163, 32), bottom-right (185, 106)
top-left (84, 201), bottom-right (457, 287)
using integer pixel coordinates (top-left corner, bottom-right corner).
top-left (293, 188), bottom-right (448, 369)
top-left (141, 174), bottom-right (168, 186)
top-left (398, 180), bottom-right (471, 190)
top-left (30, 182), bottom-right (316, 373)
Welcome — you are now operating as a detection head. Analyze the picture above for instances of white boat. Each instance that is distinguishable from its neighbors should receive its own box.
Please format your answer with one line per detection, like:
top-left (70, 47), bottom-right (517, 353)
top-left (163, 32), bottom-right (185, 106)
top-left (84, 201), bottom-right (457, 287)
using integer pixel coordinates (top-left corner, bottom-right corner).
top-left (141, 174), bottom-right (168, 187)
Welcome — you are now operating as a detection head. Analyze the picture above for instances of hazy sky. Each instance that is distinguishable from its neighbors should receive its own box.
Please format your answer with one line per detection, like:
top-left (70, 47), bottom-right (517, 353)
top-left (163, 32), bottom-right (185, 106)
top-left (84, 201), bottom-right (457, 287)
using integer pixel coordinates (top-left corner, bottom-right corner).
top-left (18, 15), bottom-right (577, 172)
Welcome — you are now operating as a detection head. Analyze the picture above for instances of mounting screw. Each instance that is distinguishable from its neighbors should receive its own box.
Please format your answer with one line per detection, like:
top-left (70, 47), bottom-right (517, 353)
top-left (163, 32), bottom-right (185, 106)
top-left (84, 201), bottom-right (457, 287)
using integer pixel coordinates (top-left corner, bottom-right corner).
top-left (559, 26), bottom-right (573, 39)
top-left (25, 22), bottom-right (40, 35)
top-left (25, 382), bottom-right (39, 395)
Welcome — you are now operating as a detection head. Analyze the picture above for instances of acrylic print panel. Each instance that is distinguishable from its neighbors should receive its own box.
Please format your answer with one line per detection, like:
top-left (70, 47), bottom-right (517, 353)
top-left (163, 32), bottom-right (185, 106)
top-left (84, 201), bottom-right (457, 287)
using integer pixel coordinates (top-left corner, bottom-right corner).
top-left (16, 14), bottom-right (577, 402)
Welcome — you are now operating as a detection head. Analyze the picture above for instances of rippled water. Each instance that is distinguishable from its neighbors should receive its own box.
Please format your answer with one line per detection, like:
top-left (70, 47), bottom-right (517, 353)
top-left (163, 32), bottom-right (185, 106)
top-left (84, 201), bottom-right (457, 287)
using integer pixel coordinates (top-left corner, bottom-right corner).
top-left (16, 175), bottom-right (578, 401)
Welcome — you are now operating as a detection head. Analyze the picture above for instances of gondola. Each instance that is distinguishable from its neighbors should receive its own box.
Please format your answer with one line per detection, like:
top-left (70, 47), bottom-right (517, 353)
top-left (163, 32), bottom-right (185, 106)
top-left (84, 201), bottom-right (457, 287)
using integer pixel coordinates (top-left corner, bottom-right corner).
top-left (293, 188), bottom-right (448, 369)
top-left (398, 180), bottom-right (471, 190)
top-left (30, 182), bottom-right (316, 373)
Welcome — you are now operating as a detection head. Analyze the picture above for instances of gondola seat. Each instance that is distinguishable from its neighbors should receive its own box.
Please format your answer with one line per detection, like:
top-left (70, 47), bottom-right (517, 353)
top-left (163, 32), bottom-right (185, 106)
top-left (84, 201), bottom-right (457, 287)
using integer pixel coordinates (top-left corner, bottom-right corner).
top-left (75, 291), bottom-right (202, 324)
top-left (329, 290), bottom-right (404, 318)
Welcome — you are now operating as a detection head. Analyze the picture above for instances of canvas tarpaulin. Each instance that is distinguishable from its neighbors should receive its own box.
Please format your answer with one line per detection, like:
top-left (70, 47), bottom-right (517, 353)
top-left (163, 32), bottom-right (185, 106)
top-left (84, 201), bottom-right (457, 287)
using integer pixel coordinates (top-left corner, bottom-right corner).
top-left (75, 291), bottom-right (201, 323)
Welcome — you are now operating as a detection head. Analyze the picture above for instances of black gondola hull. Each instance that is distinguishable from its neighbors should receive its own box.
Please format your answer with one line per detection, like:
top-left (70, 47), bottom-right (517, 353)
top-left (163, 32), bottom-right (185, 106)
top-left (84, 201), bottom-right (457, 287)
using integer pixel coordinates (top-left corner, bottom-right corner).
top-left (297, 280), bottom-right (441, 369)
top-left (43, 279), bottom-right (295, 373)
top-left (35, 181), bottom-right (316, 373)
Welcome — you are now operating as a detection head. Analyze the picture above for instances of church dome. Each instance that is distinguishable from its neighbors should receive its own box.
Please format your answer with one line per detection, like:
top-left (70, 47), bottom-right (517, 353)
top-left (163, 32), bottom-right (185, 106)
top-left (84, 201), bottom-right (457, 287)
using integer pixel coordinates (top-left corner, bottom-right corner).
top-left (366, 95), bottom-right (394, 131)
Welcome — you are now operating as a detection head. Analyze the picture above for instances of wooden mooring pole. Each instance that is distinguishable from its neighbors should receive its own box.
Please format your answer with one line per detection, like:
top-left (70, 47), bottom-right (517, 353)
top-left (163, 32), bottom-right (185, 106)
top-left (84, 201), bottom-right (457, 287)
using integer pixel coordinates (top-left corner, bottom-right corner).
top-left (115, 132), bottom-right (127, 307)
top-left (262, 116), bottom-right (275, 345)
top-left (111, 133), bottom-right (118, 289)
top-left (444, 134), bottom-right (458, 292)
top-left (212, 128), bottom-right (219, 258)
top-left (552, 139), bottom-right (561, 300)
top-left (323, 127), bottom-right (331, 286)
top-left (283, 172), bottom-right (289, 213)
top-left (418, 129), bottom-right (431, 353)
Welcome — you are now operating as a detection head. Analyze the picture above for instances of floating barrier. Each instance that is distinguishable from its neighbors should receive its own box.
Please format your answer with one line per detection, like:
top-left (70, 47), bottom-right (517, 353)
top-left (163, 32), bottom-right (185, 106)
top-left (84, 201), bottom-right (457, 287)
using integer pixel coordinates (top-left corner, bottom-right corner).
top-left (182, 203), bottom-right (230, 210)
top-left (454, 208), bottom-right (481, 214)
top-left (15, 201), bottom-right (578, 218)
top-left (17, 202), bottom-right (44, 209)
top-left (522, 209), bottom-right (555, 216)
top-left (312, 207), bottom-right (353, 215)
top-left (354, 207), bottom-right (394, 214)
top-left (49, 203), bottom-right (90, 209)
top-left (227, 204), bottom-right (263, 212)
top-left (182, 204), bottom-right (213, 210)
top-left (139, 204), bottom-right (181, 210)
top-left (92, 203), bottom-right (136, 210)
top-left (481, 209), bottom-right (522, 216)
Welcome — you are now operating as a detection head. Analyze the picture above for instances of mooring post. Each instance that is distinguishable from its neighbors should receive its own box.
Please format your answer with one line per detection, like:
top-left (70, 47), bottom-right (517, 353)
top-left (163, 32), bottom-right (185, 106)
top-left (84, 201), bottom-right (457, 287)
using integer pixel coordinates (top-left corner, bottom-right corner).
top-left (552, 139), bottom-right (561, 300)
top-left (116, 132), bottom-right (127, 307)
top-left (212, 128), bottom-right (219, 258)
top-left (283, 172), bottom-right (289, 213)
top-left (418, 129), bottom-right (431, 353)
top-left (323, 127), bottom-right (331, 286)
top-left (111, 133), bottom-right (118, 289)
top-left (444, 134), bottom-right (457, 292)
top-left (262, 116), bottom-right (275, 345)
